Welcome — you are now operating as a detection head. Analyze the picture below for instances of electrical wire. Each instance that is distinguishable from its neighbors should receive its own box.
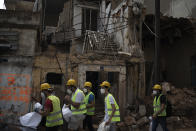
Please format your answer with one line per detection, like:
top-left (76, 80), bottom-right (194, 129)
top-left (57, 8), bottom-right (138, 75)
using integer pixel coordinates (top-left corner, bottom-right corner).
top-left (54, 24), bottom-right (128, 40)
top-left (143, 22), bottom-right (158, 38)
top-left (71, 19), bottom-right (128, 29)
top-left (55, 24), bottom-right (128, 42)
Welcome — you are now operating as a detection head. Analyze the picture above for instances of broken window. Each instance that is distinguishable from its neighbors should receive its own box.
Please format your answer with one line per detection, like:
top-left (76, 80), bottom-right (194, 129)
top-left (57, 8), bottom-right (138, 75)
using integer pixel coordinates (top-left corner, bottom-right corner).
top-left (46, 73), bottom-right (63, 85)
top-left (82, 8), bottom-right (98, 32)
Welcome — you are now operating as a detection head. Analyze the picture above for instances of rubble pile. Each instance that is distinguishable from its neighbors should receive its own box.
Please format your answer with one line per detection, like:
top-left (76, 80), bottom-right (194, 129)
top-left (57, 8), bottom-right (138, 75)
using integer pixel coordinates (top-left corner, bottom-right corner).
top-left (116, 105), bottom-right (150, 131)
top-left (116, 82), bottom-right (196, 131)
top-left (161, 82), bottom-right (196, 120)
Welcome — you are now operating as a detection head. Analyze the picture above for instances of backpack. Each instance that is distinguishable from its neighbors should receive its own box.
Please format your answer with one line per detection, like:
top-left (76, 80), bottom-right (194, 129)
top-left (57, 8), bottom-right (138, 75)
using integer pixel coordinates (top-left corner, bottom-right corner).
top-left (166, 99), bottom-right (172, 117)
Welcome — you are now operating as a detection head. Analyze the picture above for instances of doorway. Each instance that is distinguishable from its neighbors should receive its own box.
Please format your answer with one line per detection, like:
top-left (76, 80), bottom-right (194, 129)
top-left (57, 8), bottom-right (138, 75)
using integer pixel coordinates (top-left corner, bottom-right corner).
top-left (86, 71), bottom-right (99, 99)
top-left (85, 71), bottom-right (119, 101)
top-left (85, 71), bottom-right (119, 123)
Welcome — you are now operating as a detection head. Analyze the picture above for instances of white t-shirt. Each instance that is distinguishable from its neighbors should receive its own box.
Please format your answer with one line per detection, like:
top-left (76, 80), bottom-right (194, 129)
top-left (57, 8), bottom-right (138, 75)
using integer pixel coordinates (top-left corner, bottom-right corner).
top-left (104, 94), bottom-right (115, 122)
top-left (72, 88), bottom-right (84, 103)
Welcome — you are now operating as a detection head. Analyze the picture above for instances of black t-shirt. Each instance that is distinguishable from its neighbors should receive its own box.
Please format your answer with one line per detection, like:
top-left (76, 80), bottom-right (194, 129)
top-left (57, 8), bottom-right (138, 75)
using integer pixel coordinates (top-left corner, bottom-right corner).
top-left (155, 94), bottom-right (166, 104)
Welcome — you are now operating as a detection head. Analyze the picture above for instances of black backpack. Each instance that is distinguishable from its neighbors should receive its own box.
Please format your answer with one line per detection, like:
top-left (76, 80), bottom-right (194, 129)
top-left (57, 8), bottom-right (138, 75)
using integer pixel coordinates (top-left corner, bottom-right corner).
top-left (166, 99), bottom-right (172, 117)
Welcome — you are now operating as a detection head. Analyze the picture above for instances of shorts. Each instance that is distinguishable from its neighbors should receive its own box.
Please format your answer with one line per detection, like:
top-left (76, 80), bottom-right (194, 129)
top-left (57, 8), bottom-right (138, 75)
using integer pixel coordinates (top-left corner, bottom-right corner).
top-left (68, 114), bottom-right (85, 130)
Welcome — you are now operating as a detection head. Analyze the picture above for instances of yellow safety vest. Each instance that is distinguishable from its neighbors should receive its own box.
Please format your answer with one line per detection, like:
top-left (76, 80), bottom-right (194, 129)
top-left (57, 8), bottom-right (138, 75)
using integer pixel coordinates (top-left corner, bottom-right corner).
top-left (71, 89), bottom-right (86, 115)
top-left (105, 93), bottom-right (120, 122)
top-left (153, 94), bottom-right (167, 116)
top-left (85, 91), bottom-right (95, 115)
top-left (46, 95), bottom-right (63, 127)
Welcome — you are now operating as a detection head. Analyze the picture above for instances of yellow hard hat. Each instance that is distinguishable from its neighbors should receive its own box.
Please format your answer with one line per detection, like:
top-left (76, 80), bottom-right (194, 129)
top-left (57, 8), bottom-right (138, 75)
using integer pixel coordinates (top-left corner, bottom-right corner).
top-left (41, 83), bottom-right (51, 91)
top-left (153, 84), bottom-right (162, 90)
top-left (66, 79), bottom-right (76, 86)
top-left (84, 82), bottom-right (92, 88)
top-left (101, 81), bottom-right (111, 88)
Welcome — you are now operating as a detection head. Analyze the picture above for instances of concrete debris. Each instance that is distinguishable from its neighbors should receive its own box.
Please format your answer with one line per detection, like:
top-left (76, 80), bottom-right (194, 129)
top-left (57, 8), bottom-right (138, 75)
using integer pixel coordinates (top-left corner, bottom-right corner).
top-left (116, 111), bottom-right (148, 130)
top-left (138, 105), bottom-right (146, 117)
top-left (136, 116), bottom-right (149, 126)
top-left (167, 116), bottom-right (184, 127)
top-left (124, 116), bottom-right (136, 126)
top-left (118, 82), bottom-right (196, 130)
top-left (161, 82), bottom-right (172, 94)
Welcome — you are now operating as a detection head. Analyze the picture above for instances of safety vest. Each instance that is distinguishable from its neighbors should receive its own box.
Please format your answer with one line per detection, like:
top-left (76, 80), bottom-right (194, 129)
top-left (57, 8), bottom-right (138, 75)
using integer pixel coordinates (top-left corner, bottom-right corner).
top-left (105, 93), bottom-right (120, 122)
top-left (71, 89), bottom-right (86, 115)
top-left (46, 95), bottom-right (63, 127)
top-left (85, 91), bottom-right (95, 115)
top-left (153, 94), bottom-right (167, 116)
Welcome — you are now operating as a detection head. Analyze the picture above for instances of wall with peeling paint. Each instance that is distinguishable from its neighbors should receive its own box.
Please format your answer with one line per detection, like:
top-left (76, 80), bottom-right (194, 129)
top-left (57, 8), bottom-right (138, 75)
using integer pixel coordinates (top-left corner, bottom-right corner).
top-left (0, 57), bottom-right (32, 124)
top-left (32, 45), bottom-right (69, 104)
top-left (0, 10), bottom-right (39, 124)
top-left (0, 28), bottom-right (37, 56)
top-left (0, 10), bottom-right (40, 26)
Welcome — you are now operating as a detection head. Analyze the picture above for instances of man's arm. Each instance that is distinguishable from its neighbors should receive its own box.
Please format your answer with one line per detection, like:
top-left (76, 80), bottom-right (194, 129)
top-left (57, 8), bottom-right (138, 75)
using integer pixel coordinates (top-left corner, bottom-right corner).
top-left (110, 104), bottom-right (116, 120)
top-left (39, 108), bottom-right (50, 116)
top-left (105, 96), bottom-right (116, 125)
top-left (86, 101), bottom-right (95, 108)
top-left (38, 98), bottom-right (52, 116)
top-left (70, 101), bottom-right (80, 109)
top-left (65, 93), bottom-right (83, 109)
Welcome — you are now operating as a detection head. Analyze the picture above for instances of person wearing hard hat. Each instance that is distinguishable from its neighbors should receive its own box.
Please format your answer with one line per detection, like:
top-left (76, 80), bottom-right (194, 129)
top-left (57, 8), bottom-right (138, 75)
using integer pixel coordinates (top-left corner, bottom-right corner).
top-left (83, 81), bottom-right (95, 131)
top-left (100, 81), bottom-right (120, 131)
top-left (64, 79), bottom-right (86, 131)
top-left (152, 84), bottom-right (168, 131)
top-left (37, 83), bottom-right (63, 131)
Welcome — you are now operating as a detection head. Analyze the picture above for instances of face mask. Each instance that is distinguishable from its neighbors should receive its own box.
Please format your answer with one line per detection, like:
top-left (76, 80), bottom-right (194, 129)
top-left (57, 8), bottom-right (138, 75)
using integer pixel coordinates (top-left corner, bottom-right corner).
top-left (153, 90), bottom-right (157, 95)
top-left (83, 88), bottom-right (87, 93)
top-left (67, 89), bottom-right (72, 94)
top-left (100, 88), bottom-right (105, 94)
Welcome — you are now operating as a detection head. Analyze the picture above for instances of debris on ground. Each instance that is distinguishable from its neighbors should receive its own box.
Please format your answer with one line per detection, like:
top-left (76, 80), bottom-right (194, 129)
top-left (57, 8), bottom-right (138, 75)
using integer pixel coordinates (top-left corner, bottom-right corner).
top-left (116, 82), bottom-right (196, 131)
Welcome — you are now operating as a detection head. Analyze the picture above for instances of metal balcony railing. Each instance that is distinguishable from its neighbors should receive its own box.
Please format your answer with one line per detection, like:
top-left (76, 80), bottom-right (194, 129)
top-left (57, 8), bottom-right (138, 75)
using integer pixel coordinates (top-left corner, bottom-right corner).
top-left (82, 30), bottom-right (119, 54)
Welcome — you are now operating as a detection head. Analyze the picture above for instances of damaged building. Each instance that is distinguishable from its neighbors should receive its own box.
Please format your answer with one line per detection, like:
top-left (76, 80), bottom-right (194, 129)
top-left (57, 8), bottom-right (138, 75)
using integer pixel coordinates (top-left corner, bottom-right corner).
top-left (0, 0), bottom-right (146, 126)
top-left (0, 8), bottom-right (40, 124)
top-left (34, 0), bottom-right (146, 118)
top-left (0, 0), bottom-right (196, 130)
top-left (143, 15), bottom-right (196, 94)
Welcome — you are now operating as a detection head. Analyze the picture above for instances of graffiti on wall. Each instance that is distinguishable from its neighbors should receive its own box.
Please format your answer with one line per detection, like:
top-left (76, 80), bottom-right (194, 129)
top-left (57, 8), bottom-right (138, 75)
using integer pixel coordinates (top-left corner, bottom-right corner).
top-left (0, 73), bottom-right (31, 117)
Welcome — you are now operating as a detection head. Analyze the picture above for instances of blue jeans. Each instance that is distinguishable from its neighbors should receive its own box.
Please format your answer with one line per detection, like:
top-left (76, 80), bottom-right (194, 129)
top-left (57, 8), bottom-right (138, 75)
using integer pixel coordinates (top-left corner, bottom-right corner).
top-left (152, 117), bottom-right (169, 131)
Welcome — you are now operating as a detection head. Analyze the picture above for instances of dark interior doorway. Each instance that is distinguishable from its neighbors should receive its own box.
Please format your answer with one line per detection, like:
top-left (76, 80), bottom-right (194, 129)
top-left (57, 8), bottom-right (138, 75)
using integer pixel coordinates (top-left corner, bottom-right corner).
top-left (86, 71), bottom-right (119, 123)
top-left (86, 71), bottom-right (99, 99)
top-left (86, 71), bottom-right (119, 100)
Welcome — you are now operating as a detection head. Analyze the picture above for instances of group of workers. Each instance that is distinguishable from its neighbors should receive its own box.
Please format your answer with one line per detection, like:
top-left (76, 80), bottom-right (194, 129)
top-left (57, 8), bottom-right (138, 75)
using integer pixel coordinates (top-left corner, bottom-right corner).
top-left (36, 79), bottom-right (120, 131)
top-left (35, 79), bottom-right (168, 131)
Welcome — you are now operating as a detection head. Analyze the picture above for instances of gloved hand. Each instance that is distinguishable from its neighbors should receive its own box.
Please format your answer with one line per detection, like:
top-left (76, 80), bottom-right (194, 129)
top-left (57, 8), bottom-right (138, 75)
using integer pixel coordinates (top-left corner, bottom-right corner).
top-left (34, 108), bottom-right (40, 113)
